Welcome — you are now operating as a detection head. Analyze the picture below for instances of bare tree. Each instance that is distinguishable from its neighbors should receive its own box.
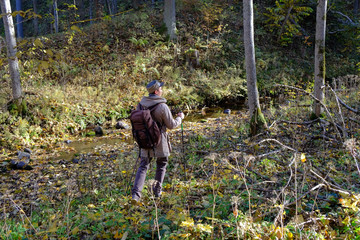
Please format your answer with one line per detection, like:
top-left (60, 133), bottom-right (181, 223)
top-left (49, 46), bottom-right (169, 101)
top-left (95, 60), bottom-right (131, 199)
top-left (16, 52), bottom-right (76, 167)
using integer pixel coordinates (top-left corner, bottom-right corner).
top-left (1, 0), bottom-right (22, 101)
top-left (53, 0), bottom-right (59, 33)
top-left (243, 0), bottom-right (267, 135)
top-left (164, 0), bottom-right (176, 40)
top-left (355, 0), bottom-right (359, 15)
top-left (16, 0), bottom-right (23, 38)
top-left (313, 0), bottom-right (327, 117)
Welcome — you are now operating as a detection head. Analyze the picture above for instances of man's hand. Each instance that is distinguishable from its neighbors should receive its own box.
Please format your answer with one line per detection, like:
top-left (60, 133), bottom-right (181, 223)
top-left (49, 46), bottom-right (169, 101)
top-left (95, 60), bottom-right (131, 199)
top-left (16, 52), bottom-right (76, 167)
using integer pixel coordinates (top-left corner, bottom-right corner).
top-left (177, 112), bottom-right (185, 119)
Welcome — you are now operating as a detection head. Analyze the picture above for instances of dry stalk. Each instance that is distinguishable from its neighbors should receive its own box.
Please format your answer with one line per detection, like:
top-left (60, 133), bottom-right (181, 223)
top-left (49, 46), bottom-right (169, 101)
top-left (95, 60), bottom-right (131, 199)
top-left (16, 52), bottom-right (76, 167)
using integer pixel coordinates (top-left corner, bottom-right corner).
top-left (329, 86), bottom-right (347, 138)
top-left (8, 197), bottom-right (37, 233)
top-left (149, 182), bottom-right (161, 240)
top-left (211, 158), bottom-right (217, 240)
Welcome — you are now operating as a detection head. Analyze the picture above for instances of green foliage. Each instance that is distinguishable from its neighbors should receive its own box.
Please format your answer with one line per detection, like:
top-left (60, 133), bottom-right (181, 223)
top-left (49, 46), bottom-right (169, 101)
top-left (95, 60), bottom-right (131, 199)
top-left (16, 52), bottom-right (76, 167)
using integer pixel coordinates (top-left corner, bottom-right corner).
top-left (264, 0), bottom-right (313, 45)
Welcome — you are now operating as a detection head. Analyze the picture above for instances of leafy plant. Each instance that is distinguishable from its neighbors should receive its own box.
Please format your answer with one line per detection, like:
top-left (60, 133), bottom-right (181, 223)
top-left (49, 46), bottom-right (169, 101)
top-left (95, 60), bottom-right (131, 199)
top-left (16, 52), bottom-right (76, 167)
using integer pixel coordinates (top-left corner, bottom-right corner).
top-left (264, 0), bottom-right (313, 45)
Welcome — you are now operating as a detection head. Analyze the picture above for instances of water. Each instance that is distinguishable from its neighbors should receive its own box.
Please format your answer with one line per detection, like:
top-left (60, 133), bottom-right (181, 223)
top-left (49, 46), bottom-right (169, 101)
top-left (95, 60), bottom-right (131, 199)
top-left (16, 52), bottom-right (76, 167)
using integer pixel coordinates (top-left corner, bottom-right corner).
top-left (56, 106), bottom-right (245, 161)
top-left (56, 137), bottom-right (132, 161)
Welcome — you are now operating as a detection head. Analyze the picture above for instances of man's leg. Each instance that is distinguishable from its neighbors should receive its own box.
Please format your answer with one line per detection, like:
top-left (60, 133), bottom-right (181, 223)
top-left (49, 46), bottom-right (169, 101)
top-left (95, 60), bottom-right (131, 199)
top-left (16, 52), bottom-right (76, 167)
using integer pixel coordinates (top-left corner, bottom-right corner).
top-left (153, 157), bottom-right (168, 197)
top-left (132, 157), bottom-right (151, 200)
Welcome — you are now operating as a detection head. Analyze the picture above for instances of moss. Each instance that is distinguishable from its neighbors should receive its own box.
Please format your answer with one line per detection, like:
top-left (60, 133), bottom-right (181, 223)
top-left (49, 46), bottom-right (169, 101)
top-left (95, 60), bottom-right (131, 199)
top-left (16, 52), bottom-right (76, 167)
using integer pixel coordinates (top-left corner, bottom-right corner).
top-left (310, 112), bottom-right (325, 120)
top-left (249, 107), bottom-right (267, 136)
top-left (7, 99), bottom-right (27, 116)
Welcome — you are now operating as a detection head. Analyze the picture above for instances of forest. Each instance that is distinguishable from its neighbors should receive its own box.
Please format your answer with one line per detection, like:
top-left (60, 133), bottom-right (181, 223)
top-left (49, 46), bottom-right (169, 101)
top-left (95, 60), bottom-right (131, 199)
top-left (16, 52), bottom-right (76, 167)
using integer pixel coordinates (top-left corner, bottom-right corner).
top-left (0, 0), bottom-right (360, 239)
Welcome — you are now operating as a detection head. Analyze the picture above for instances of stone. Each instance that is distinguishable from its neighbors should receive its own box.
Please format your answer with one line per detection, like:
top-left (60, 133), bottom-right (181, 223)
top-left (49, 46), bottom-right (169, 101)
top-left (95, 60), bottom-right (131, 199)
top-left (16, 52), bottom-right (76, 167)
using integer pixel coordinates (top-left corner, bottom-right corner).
top-left (72, 158), bottom-right (79, 164)
top-left (24, 148), bottom-right (32, 154)
top-left (115, 121), bottom-right (130, 130)
top-left (17, 151), bottom-right (30, 163)
top-left (94, 126), bottom-right (104, 136)
top-left (224, 109), bottom-right (231, 114)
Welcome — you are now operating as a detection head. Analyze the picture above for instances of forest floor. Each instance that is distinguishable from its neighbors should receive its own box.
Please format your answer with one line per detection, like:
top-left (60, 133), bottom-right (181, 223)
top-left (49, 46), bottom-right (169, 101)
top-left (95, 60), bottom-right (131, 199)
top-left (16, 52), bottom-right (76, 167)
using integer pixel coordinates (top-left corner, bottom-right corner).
top-left (1, 97), bottom-right (360, 239)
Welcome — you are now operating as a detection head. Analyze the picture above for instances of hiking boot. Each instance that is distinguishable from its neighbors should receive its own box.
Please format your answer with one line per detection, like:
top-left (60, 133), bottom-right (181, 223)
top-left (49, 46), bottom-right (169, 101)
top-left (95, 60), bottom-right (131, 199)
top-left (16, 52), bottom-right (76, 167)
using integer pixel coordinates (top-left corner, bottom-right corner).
top-left (152, 182), bottom-right (162, 198)
top-left (131, 195), bottom-right (141, 205)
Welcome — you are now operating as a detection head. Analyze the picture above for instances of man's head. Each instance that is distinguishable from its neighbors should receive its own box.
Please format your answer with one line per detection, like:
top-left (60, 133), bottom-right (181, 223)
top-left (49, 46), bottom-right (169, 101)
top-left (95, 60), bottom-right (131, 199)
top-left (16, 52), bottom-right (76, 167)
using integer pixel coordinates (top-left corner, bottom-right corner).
top-left (146, 80), bottom-right (164, 96)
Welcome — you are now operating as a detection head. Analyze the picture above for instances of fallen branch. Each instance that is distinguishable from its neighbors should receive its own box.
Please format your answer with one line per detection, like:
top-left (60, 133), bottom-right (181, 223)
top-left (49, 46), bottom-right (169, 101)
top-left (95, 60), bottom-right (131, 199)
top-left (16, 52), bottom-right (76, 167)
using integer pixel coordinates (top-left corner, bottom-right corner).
top-left (309, 169), bottom-right (351, 196)
top-left (337, 96), bottom-right (359, 114)
top-left (278, 119), bottom-right (319, 125)
top-left (275, 84), bottom-right (343, 141)
top-left (253, 138), bottom-right (296, 152)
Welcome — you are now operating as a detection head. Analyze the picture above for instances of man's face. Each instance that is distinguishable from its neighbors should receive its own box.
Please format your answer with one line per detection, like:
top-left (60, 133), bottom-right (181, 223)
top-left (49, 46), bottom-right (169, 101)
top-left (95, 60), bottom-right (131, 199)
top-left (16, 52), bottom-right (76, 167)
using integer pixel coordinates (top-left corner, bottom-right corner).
top-left (156, 87), bottom-right (163, 96)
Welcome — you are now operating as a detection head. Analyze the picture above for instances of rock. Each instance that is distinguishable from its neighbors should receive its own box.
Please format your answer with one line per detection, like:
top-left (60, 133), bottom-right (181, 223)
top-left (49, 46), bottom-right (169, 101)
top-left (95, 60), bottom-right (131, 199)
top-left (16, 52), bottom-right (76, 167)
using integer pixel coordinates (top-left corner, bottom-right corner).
top-left (16, 161), bottom-right (27, 169)
top-left (10, 159), bottom-right (33, 170)
top-left (94, 126), bottom-right (104, 136)
top-left (116, 121), bottom-right (130, 130)
top-left (24, 148), bottom-right (32, 154)
top-left (72, 158), bottom-right (79, 164)
top-left (17, 151), bottom-right (31, 162)
top-left (224, 109), bottom-right (231, 114)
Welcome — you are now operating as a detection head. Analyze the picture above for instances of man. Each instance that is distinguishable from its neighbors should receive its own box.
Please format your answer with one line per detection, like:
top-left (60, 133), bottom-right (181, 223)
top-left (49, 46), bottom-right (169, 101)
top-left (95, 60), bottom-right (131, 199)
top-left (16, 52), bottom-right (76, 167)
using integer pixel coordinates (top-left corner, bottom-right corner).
top-left (132, 80), bottom-right (184, 202)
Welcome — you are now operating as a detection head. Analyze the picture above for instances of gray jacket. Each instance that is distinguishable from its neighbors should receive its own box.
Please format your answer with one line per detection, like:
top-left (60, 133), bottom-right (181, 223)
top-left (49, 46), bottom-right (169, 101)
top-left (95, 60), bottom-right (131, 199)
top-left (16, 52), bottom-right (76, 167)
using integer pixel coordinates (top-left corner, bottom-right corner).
top-left (138, 94), bottom-right (182, 158)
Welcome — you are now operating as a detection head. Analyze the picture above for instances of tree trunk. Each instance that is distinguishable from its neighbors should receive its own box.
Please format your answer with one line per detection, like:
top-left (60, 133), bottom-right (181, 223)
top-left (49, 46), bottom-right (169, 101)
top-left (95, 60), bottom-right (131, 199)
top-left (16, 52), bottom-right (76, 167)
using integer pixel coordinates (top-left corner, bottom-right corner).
top-left (164, 0), bottom-right (176, 40)
top-left (243, 0), bottom-right (266, 136)
top-left (313, 0), bottom-right (327, 117)
top-left (89, 0), bottom-right (93, 24)
top-left (0, 0), bottom-right (22, 101)
top-left (112, 0), bottom-right (117, 14)
top-left (16, 0), bottom-right (23, 38)
top-left (33, 0), bottom-right (39, 36)
top-left (355, 0), bottom-right (359, 15)
top-left (133, 0), bottom-right (141, 10)
top-left (53, 0), bottom-right (59, 33)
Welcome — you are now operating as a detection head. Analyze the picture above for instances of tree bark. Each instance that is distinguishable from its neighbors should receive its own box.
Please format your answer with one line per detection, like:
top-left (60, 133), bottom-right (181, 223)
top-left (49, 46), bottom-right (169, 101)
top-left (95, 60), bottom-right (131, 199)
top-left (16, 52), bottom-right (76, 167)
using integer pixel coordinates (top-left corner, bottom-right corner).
top-left (243, 0), bottom-right (266, 136)
top-left (33, 0), bottom-right (39, 36)
top-left (16, 0), bottom-right (23, 38)
top-left (112, 0), bottom-right (117, 14)
top-left (313, 0), bottom-right (327, 117)
top-left (164, 0), bottom-right (176, 40)
top-left (355, 0), bottom-right (359, 15)
top-left (89, 0), bottom-right (93, 24)
top-left (53, 0), bottom-right (59, 33)
top-left (0, 0), bottom-right (22, 101)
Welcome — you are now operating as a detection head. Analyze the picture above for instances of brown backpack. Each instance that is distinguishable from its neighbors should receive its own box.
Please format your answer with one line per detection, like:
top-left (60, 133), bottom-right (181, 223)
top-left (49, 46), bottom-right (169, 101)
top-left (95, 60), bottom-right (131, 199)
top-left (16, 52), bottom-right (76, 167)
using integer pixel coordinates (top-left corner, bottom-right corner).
top-left (129, 103), bottom-right (161, 149)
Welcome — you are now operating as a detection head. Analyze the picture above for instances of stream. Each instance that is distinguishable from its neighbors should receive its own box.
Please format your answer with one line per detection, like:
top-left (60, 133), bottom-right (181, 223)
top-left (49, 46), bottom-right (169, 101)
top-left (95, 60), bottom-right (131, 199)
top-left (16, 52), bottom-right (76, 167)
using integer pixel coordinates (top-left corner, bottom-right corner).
top-left (55, 106), bottom-right (245, 161)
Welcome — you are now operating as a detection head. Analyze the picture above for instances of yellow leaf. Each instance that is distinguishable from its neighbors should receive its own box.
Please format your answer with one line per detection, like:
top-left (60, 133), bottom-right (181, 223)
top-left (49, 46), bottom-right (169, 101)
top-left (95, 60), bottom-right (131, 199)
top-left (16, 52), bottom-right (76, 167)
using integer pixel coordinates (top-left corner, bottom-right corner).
top-left (71, 226), bottom-right (79, 235)
top-left (48, 221), bottom-right (57, 233)
top-left (301, 153), bottom-right (306, 162)
top-left (88, 204), bottom-right (96, 208)
top-left (70, 25), bottom-right (84, 34)
top-left (34, 38), bottom-right (44, 48)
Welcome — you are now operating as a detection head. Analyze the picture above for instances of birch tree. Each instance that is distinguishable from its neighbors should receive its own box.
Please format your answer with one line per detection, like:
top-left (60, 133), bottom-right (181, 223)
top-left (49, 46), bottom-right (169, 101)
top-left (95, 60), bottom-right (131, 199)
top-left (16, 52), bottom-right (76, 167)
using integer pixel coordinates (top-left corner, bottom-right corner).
top-left (243, 0), bottom-right (267, 135)
top-left (313, 0), bottom-right (327, 117)
top-left (1, 0), bottom-right (22, 101)
top-left (164, 0), bottom-right (176, 40)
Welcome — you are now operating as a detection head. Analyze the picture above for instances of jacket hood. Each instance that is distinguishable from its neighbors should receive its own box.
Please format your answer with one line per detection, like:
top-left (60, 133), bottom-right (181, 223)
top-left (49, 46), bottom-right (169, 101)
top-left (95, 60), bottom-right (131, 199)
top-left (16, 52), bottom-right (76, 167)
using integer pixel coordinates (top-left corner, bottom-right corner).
top-left (139, 94), bottom-right (167, 108)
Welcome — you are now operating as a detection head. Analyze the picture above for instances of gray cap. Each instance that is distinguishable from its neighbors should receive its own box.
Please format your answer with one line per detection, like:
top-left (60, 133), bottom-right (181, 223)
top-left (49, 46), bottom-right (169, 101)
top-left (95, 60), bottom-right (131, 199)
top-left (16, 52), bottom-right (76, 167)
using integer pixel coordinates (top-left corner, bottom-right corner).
top-left (146, 80), bottom-right (164, 93)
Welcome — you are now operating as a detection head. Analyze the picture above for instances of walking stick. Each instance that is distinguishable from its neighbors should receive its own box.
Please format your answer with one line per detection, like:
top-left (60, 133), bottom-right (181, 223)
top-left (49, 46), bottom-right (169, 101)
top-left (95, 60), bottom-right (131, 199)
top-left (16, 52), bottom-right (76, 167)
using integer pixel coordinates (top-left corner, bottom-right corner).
top-left (126, 150), bottom-right (140, 195)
